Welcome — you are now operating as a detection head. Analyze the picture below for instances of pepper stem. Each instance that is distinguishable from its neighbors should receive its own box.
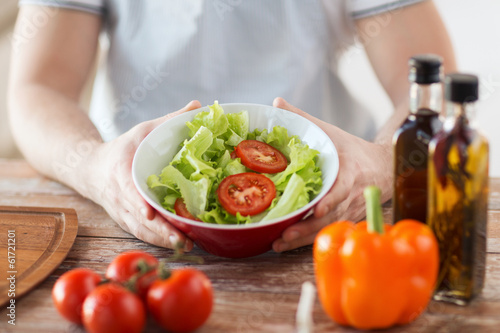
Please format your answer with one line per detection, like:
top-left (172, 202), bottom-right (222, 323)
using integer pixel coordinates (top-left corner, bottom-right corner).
top-left (363, 186), bottom-right (385, 234)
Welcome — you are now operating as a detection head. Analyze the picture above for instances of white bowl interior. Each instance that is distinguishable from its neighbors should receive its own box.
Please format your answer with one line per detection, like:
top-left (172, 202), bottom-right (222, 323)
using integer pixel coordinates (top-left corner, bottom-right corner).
top-left (132, 103), bottom-right (339, 229)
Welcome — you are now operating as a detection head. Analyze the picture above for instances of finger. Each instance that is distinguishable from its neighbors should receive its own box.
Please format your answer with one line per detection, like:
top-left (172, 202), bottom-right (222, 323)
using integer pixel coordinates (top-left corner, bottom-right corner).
top-left (112, 209), bottom-right (166, 246)
top-left (131, 220), bottom-right (174, 248)
top-left (130, 100), bottom-right (202, 140)
top-left (273, 233), bottom-right (317, 253)
top-left (272, 204), bottom-right (349, 252)
top-left (120, 193), bottom-right (193, 251)
top-left (278, 210), bottom-right (336, 245)
top-left (273, 97), bottom-right (305, 114)
top-left (124, 171), bottom-right (156, 221)
top-left (314, 171), bottom-right (353, 217)
top-left (168, 99), bottom-right (202, 117)
top-left (273, 97), bottom-right (319, 122)
top-left (121, 208), bottom-right (194, 250)
top-left (139, 202), bottom-right (155, 221)
top-left (150, 100), bottom-right (202, 127)
top-left (143, 214), bottom-right (194, 251)
top-left (314, 186), bottom-right (345, 218)
top-left (273, 97), bottom-right (333, 134)
top-left (122, 190), bottom-right (192, 248)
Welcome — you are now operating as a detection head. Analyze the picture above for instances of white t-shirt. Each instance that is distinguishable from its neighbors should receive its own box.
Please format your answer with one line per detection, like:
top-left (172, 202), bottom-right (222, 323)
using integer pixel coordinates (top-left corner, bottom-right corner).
top-left (20, 0), bottom-right (425, 141)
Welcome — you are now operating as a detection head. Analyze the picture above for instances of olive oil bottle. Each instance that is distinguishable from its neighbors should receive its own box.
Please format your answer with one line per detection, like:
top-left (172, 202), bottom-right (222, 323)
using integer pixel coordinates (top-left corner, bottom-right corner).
top-left (393, 54), bottom-right (443, 223)
top-left (428, 74), bottom-right (489, 305)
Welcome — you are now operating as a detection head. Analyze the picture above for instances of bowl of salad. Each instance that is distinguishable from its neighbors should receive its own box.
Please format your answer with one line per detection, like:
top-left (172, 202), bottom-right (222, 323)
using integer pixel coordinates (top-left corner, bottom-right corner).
top-left (132, 102), bottom-right (339, 258)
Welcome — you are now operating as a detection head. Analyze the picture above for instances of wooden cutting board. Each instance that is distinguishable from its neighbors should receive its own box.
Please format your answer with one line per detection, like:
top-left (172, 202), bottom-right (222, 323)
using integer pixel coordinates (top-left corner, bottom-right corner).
top-left (0, 206), bottom-right (78, 306)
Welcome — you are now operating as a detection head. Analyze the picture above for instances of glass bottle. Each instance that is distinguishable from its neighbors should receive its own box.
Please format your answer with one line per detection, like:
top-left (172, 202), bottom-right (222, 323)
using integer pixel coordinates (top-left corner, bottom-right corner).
top-left (427, 73), bottom-right (489, 305)
top-left (393, 54), bottom-right (443, 224)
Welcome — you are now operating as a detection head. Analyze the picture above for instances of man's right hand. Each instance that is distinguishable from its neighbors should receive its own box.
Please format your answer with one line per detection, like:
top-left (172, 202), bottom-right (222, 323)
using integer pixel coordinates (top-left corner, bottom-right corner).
top-left (81, 100), bottom-right (202, 250)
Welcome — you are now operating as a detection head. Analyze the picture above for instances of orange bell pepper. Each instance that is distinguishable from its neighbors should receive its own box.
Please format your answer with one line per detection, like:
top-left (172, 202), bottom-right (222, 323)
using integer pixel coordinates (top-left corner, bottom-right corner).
top-left (313, 186), bottom-right (439, 330)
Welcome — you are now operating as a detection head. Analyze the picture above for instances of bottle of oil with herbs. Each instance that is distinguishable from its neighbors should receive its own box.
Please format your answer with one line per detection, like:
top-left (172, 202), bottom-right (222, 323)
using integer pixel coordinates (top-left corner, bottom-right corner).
top-left (427, 73), bottom-right (489, 305)
top-left (393, 54), bottom-right (443, 224)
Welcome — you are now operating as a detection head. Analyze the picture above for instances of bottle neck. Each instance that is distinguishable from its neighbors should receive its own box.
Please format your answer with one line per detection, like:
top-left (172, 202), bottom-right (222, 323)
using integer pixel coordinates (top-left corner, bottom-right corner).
top-left (444, 100), bottom-right (476, 128)
top-left (409, 82), bottom-right (442, 114)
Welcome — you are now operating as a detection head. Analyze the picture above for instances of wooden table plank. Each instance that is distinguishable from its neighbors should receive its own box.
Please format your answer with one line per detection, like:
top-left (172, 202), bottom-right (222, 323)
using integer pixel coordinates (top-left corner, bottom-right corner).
top-left (1, 159), bottom-right (500, 333)
top-left (3, 234), bottom-right (500, 332)
top-left (0, 194), bottom-right (131, 239)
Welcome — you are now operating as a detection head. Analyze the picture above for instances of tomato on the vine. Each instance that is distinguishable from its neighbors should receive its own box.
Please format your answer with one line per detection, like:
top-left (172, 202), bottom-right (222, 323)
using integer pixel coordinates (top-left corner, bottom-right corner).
top-left (217, 172), bottom-right (276, 216)
top-left (147, 268), bottom-right (213, 333)
top-left (82, 283), bottom-right (145, 333)
top-left (174, 198), bottom-right (200, 221)
top-left (52, 268), bottom-right (101, 324)
top-left (105, 250), bottom-right (158, 299)
top-left (234, 140), bottom-right (287, 173)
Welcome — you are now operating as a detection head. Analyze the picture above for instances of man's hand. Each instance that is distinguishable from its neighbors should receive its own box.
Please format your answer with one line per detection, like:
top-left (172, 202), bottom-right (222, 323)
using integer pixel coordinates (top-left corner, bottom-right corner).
top-left (271, 1), bottom-right (456, 252)
top-left (271, 98), bottom-right (392, 252)
top-left (82, 100), bottom-right (202, 250)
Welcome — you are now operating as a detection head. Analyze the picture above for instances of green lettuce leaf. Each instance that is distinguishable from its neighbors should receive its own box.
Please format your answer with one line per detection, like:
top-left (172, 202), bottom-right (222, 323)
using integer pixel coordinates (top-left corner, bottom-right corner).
top-left (147, 101), bottom-right (322, 224)
top-left (262, 173), bottom-right (310, 221)
top-left (156, 165), bottom-right (210, 217)
top-left (268, 137), bottom-right (320, 186)
top-left (186, 101), bottom-right (228, 138)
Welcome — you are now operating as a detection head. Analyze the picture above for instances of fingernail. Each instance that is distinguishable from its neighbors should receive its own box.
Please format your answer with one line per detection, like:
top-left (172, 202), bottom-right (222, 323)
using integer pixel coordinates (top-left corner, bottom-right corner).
top-left (169, 234), bottom-right (178, 247)
top-left (186, 100), bottom-right (198, 109)
top-left (183, 240), bottom-right (192, 252)
top-left (275, 242), bottom-right (289, 253)
top-left (284, 230), bottom-right (300, 242)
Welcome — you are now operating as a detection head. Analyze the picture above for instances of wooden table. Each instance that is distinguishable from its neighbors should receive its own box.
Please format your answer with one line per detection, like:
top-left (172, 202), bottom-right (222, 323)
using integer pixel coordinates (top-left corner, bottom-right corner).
top-left (0, 159), bottom-right (499, 333)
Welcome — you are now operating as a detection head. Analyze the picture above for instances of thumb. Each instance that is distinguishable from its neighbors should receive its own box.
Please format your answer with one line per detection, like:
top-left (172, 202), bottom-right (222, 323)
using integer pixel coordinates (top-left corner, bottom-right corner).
top-left (273, 97), bottom-right (330, 132)
top-left (273, 97), bottom-right (321, 124)
top-left (272, 97), bottom-right (304, 114)
top-left (150, 100), bottom-right (202, 127)
top-left (175, 99), bottom-right (202, 115)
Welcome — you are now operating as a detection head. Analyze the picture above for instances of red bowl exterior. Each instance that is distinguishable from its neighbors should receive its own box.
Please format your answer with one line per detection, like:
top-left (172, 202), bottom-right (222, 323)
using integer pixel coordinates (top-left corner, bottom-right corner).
top-left (159, 211), bottom-right (310, 258)
top-left (133, 103), bottom-right (339, 259)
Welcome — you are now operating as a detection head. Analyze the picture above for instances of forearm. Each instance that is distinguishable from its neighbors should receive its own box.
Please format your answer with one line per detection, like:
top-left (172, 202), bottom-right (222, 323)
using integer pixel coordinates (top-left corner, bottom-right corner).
top-left (8, 6), bottom-right (103, 200)
top-left (8, 83), bottom-right (103, 199)
top-left (358, 0), bottom-right (457, 165)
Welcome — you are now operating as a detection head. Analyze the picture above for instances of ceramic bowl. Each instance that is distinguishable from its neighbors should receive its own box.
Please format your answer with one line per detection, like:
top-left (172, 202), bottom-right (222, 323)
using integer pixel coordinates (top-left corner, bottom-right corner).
top-left (132, 103), bottom-right (339, 258)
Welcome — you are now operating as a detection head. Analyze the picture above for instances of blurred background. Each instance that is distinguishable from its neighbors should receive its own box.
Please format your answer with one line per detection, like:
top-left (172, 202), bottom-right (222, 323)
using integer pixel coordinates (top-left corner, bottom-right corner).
top-left (0, 0), bottom-right (498, 176)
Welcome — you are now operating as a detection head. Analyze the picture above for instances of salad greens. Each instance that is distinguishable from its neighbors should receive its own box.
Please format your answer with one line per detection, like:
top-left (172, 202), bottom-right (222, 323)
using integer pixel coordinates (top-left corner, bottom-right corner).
top-left (147, 101), bottom-right (322, 224)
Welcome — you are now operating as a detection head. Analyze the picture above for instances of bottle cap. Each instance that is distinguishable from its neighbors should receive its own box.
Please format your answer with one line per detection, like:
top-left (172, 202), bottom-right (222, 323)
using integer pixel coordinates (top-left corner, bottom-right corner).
top-left (445, 73), bottom-right (479, 103)
top-left (408, 54), bottom-right (443, 84)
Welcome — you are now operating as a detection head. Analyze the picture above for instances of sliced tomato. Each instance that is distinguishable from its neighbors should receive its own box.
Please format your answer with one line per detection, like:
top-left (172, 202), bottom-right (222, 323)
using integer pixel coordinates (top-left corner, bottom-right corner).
top-left (174, 198), bottom-right (200, 221)
top-left (234, 140), bottom-right (287, 173)
top-left (230, 150), bottom-right (237, 159)
top-left (217, 173), bottom-right (276, 216)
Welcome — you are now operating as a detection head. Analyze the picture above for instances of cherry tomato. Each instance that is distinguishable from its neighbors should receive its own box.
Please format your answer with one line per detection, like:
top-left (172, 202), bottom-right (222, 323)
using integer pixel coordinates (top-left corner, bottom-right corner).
top-left (217, 172), bottom-right (276, 216)
top-left (52, 268), bottom-right (101, 324)
top-left (235, 140), bottom-right (287, 173)
top-left (105, 250), bottom-right (158, 299)
top-left (174, 198), bottom-right (201, 221)
top-left (82, 283), bottom-right (146, 333)
top-left (147, 268), bottom-right (213, 333)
